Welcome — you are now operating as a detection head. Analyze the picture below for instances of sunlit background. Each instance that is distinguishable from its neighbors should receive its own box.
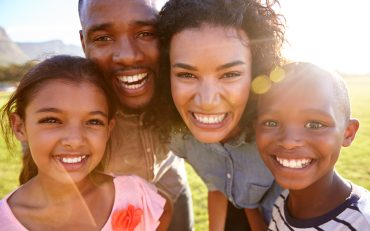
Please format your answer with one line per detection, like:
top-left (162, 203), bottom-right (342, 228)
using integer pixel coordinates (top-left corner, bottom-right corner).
top-left (1, 0), bottom-right (370, 74)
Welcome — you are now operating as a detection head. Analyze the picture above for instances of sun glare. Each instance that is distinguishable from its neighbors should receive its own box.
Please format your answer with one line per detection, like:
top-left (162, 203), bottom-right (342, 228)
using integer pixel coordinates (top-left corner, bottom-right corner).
top-left (280, 0), bottom-right (370, 74)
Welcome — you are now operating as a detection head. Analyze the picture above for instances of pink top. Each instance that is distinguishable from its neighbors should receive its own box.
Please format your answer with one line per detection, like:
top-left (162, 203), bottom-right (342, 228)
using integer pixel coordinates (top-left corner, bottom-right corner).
top-left (0, 175), bottom-right (165, 231)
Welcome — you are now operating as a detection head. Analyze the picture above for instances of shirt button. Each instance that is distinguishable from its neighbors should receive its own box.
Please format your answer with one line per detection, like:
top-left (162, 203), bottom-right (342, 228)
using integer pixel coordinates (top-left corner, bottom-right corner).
top-left (146, 148), bottom-right (151, 152)
top-left (227, 173), bottom-right (231, 179)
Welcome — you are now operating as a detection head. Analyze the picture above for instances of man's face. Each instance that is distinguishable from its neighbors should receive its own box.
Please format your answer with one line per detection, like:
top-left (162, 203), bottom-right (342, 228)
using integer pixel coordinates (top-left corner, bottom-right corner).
top-left (80, 0), bottom-right (159, 111)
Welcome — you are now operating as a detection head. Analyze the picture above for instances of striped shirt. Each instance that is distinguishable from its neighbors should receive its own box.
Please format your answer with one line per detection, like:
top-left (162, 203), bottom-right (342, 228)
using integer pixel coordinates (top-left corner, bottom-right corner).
top-left (268, 184), bottom-right (370, 230)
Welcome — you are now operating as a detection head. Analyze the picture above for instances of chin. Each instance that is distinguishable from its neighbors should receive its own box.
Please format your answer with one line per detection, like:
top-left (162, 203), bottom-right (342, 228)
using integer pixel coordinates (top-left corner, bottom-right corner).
top-left (191, 132), bottom-right (226, 143)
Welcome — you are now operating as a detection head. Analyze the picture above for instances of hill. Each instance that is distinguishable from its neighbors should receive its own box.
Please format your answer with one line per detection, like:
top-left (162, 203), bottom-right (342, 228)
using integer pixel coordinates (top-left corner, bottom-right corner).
top-left (0, 26), bottom-right (29, 66)
top-left (17, 40), bottom-right (84, 61)
top-left (0, 26), bottom-right (84, 67)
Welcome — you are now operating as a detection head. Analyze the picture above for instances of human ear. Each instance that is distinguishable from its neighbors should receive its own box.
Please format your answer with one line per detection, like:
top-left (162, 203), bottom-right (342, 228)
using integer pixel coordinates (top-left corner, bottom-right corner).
top-left (11, 113), bottom-right (27, 142)
top-left (107, 118), bottom-right (116, 138)
top-left (342, 118), bottom-right (359, 147)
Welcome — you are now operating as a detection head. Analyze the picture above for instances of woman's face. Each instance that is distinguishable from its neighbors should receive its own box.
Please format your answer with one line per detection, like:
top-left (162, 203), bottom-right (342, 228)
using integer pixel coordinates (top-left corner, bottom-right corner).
top-left (170, 24), bottom-right (252, 143)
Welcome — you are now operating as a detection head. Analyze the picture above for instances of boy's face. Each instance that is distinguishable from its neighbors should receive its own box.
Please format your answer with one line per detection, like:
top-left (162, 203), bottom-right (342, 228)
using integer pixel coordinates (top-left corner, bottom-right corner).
top-left (255, 73), bottom-right (358, 190)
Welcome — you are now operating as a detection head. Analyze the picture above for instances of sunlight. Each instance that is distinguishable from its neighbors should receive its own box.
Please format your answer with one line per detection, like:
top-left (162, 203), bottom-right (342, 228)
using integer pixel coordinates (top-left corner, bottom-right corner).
top-left (280, 0), bottom-right (370, 74)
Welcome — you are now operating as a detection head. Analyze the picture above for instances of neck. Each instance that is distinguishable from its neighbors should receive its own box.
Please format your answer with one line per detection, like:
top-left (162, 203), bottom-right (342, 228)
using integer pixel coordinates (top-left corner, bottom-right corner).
top-left (287, 171), bottom-right (351, 219)
top-left (30, 173), bottom-right (98, 204)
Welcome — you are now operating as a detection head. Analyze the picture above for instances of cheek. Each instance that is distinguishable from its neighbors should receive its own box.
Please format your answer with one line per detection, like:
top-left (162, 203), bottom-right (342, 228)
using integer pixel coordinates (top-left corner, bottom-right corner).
top-left (171, 80), bottom-right (189, 108)
top-left (86, 49), bottom-right (112, 71)
top-left (143, 43), bottom-right (159, 62)
top-left (255, 129), bottom-right (274, 149)
top-left (228, 80), bottom-right (251, 107)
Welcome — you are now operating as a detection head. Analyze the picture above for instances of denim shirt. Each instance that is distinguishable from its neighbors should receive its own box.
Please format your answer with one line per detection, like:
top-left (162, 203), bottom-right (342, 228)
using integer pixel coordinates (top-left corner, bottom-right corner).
top-left (170, 132), bottom-right (282, 220)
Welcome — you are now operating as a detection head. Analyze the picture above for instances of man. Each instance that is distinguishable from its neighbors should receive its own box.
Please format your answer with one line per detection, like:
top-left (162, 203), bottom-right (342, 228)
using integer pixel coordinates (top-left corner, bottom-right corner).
top-left (78, 0), bottom-right (193, 230)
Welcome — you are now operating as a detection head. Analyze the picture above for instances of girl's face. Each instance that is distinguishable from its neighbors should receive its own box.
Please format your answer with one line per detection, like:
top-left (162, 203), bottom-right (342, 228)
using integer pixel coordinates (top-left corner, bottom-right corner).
top-left (13, 80), bottom-right (114, 184)
top-left (170, 25), bottom-right (252, 143)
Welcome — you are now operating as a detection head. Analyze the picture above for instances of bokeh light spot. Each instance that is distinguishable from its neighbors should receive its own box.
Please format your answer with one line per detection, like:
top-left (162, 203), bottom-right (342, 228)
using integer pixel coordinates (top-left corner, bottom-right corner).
top-left (252, 75), bottom-right (272, 94)
top-left (270, 66), bottom-right (285, 83)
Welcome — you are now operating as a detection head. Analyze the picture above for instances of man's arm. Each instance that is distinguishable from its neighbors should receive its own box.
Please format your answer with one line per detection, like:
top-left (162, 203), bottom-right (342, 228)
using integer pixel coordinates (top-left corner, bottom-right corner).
top-left (208, 191), bottom-right (228, 231)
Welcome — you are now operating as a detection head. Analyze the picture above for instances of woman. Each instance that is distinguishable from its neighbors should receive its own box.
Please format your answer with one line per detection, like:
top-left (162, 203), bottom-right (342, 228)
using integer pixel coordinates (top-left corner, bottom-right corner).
top-left (158, 0), bottom-right (285, 230)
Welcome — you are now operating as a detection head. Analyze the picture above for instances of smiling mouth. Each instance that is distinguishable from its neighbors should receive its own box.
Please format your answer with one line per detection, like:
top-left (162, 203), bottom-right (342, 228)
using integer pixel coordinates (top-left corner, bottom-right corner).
top-left (192, 112), bottom-right (227, 124)
top-left (118, 73), bottom-right (148, 90)
top-left (275, 156), bottom-right (312, 169)
top-left (55, 155), bottom-right (87, 164)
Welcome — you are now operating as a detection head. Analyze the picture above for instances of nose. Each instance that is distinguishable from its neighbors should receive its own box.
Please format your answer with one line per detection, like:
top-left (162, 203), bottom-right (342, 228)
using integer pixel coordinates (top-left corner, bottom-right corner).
top-left (277, 125), bottom-right (304, 150)
top-left (112, 36), bottom-right (143, 65)
top-left (194, 78), bottom-right (221, 111)
top-left (61, 124), bottom-right (85, 149)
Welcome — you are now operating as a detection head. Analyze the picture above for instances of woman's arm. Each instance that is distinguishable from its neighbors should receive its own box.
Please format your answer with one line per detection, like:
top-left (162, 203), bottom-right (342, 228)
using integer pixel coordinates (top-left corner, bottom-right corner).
top-left (208, 191), bottom-right (228, 231)
top-left (244, 208), bottom-right (266, 231)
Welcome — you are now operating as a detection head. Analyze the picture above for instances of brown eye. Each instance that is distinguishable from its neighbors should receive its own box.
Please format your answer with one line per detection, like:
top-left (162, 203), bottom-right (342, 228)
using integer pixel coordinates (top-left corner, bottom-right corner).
top-left (176, 73), bottom-right (195, 79)
top-left (87, 119), bottom-right (105, 126)
top-left (263, 121), bottom-right (278, 127)
top-left (223, 72), bottom-right (241, 78)
top-left (305, 121), bottom-right (324, 129)
top-left (38, 117), bottom-right (61, 124)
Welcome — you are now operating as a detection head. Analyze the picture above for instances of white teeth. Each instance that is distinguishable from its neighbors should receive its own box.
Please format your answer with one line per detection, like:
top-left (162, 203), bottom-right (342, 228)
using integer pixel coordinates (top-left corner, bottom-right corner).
top-left (118, 73), bottom-right (148, 90)
top-left (118, 73), bottom-right (148, 84)
top-left (193, 113), bottom-right (226, 124)
top-left (276, 157), bottom-right (312, 169)
top-left (60, 155), bottom-right (86, 164)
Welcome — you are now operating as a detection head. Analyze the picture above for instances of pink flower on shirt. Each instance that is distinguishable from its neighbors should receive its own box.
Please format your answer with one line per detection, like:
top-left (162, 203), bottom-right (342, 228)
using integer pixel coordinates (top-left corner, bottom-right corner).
top-left (112, 204), bottom-right (143, 231)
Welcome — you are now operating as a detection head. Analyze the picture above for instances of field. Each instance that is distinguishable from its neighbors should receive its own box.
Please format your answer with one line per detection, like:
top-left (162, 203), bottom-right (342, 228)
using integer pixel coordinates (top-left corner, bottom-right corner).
top-left (1, 75), bottom-right (369, 230)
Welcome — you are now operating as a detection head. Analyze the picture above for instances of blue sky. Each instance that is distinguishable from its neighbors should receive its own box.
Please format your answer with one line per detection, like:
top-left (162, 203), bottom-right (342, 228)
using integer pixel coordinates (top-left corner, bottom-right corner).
top-left (1, 0), bottom-right (370, 74)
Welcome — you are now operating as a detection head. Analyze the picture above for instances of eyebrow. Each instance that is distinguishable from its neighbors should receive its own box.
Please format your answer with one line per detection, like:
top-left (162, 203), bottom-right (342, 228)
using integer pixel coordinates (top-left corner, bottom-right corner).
top-left (216, 61), bottom-right (246, 71)
top-left (172, 61), bottom-right (246, 72)
top-left (36, 108), bottom-right (108, 118)
top-left (86, 19), bottom-right (157, 36)
top-left (86, 23), bottom-right (113, 37)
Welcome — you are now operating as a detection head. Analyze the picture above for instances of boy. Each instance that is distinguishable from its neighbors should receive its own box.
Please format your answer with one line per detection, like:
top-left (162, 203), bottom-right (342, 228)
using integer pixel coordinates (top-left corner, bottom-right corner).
top-left (255, 62), bottom-right (370, 230)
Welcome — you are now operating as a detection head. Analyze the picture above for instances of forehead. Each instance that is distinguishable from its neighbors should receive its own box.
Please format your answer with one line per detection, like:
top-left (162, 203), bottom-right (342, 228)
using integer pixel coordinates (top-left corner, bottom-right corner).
top-left (170, 25), bottom-right (250, 62)
top-left (29, 80), bottom-right (107, 109)
top-left (258, 70), bottom-right (338, 110)
top-left (80, 0), bottom-right (157, 29)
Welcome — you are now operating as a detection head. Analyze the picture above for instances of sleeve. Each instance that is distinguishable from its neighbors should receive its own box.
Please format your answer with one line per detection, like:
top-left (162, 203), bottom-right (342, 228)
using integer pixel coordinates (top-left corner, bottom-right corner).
top-left (136, 176), bottom-right (166, 230)
top-left (0, 193), bottom-right (28, 231)
top-left (169, 132), bottom-right (187, 159)
top-left (259, 181), bottom-right (284, 222)
top-left (357, 186), bottom-right (370, 226)
top-left (113, 176), bottom-right (166, 231)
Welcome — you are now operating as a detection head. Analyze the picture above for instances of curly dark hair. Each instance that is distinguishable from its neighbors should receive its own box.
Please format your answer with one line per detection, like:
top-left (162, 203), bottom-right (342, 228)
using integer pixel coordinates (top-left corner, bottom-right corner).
top-left (158, 0), bottom-right (285, 140)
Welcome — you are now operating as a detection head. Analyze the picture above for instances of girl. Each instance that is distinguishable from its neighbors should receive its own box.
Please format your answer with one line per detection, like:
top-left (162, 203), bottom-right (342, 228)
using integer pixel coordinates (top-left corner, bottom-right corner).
top-left (0, 55), bottom-right (165, 231)
top-left (158, 0), bottom-right (285, 230)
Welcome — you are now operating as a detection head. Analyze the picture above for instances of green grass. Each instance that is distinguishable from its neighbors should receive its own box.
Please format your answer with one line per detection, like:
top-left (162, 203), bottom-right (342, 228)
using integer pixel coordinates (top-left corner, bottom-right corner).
top-left (1, 76), bottom-right (370, 230)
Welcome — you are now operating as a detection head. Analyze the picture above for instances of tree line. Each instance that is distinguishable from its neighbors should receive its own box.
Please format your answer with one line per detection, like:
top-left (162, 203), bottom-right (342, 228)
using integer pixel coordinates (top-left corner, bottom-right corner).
top-left (0, 61), bottom-right (37, 82)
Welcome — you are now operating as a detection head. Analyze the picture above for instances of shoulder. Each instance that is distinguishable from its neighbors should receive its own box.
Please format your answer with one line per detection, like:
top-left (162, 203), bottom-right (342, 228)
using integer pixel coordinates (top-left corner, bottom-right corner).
top-left (114, 175), bottom-right (157, 191)
top-left (113, 175), bottom-right (165, 206)
top-left (169, 132), bottom-right (198, 157)
top-left (0, 189), bottom-right (28, 230)
top-left (111, 175), bottom-right (165, 230)
top-left (353, 184), bottom-right (370, 225)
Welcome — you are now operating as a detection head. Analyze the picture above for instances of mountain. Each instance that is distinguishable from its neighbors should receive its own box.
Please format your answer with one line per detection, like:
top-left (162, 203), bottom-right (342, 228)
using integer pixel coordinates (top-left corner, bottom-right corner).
top-left (0, 26), bottom-right (29, 66)
top-left (17, 40), bottom-right (84, 61)
top-left (0, 26), bottom-right (84, 67)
